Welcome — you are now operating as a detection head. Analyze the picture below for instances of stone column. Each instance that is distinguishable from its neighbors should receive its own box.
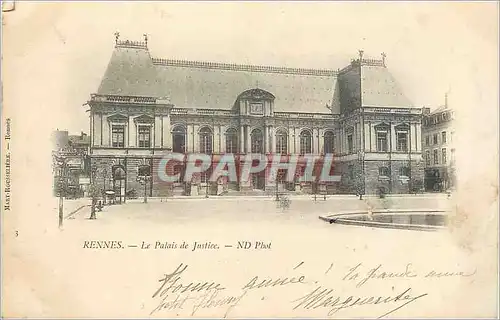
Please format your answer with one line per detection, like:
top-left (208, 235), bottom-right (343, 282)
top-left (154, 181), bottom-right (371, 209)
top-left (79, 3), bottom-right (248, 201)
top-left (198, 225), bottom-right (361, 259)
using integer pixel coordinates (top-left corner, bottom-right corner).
top-left (102, 115), bottom-right (110, 146)
top-left (220, 125), bottom-right (227, 153)
top-left (264, 126), bottom-right (269, 153)
top-left (91, 113), bottom-right (98, 146)
top-left (187, 124), bottom-right (194, 153)
top-left (271, 126), bottom-right (276, 153)
top-left (294, 128), bottom-right (300, 154)
top-left (318, 128), bottom-right (324, 154)
top-left (370, 123), bottom-right (376, 152)
top-left (214, 124), bottom-right (221, 154)
top-left (407, 124), bottom-right (412, 152)
top-left (416, 123), bottom-right (422, 152)
top-left (193, 124), bottom-right (199, 153)
top-left (391, 123), bottom-right (397, 152)
top-left (335, 128), bottom-right (344, 154)
top-left (312, 128), bottom-right (319, 154)
top-left (154, 116), bottom-right (162, 148)
top-left (364, 123), bottom-right (371, 152)
top-left (240, 125), bottom-right (245, 153)
top-left (162, 115), bottom-right (172, 150)
top-left (246, 125), bottom-right (251, 153)
top-left (125, 120), bottom-right (132, 148)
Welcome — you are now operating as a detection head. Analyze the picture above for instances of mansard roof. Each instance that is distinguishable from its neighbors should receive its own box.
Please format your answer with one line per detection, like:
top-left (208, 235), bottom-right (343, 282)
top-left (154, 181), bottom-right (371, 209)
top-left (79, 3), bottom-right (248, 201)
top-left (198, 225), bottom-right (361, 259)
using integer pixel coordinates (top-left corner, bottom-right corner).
top-left (360, 64), bottom-right (414, 108)
top-left (97, 42), bottom-right (340, 114)
top-left (96, 40), bottom-right (415, 114)
top-left (338, 58), bottom-right (415, 108)
top-left (98, 44), bottom-right (159, 97)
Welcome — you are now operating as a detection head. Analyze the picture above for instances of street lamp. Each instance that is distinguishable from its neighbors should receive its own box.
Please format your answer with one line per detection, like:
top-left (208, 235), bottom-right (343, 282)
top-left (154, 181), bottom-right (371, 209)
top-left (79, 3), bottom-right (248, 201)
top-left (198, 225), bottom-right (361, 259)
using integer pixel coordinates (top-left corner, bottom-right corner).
top-left (89, 165), bottom-right (98, 219)
top-left (53, 153), bottom-right (67, 229)
top-left (137, 165), bottom-right (151, 203)
top-left (357, 150), bottom-right (365, 200)
top-left (275, 173), bottom-right (279, 202)
top-left (102, 168), bottom-right (108, 205)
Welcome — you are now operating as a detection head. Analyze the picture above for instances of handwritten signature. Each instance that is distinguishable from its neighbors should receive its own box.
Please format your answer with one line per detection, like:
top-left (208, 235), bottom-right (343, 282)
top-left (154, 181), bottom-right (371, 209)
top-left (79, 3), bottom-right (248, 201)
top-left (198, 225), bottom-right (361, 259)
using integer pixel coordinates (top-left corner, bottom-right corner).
top-left (149, 262), bottom-right (475, 317)
top-left (292, 286), bottom-right (426, 318)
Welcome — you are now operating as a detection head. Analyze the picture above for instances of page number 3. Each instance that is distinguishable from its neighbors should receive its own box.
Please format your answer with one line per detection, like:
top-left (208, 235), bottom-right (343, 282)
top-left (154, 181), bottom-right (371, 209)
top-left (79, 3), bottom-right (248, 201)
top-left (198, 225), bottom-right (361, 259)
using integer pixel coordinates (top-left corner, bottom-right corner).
top-left (15, 230), bottom-right (18, 237)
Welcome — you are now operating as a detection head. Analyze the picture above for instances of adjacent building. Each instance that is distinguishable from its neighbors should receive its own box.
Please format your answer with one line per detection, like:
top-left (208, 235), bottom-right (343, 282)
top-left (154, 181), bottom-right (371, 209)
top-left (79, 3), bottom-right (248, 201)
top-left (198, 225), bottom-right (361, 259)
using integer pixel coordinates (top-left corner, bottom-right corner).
top-left (422, 98), bottom-right (456, 191)
top-left (52, 130), bottom-right (91, 197)
top-left (87, 38), bottom-right (425, 199)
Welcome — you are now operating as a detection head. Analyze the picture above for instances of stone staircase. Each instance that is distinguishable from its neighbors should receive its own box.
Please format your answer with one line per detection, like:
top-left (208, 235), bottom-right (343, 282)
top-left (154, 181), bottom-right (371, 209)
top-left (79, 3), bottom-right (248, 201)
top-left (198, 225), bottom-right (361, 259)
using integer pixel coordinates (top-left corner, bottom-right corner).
top-left (222, 189), bottom-right (268, 197)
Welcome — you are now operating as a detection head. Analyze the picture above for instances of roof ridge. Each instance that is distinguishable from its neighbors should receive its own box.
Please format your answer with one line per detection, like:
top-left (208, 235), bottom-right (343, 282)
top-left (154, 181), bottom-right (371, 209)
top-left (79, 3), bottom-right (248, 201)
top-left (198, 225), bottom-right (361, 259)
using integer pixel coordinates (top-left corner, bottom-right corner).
top-left (338, 58), bottom-right (386, 74)
top-left (115, 40), bottom-right (148, 49)
top-left (151, 57), bottom-right (338, 76)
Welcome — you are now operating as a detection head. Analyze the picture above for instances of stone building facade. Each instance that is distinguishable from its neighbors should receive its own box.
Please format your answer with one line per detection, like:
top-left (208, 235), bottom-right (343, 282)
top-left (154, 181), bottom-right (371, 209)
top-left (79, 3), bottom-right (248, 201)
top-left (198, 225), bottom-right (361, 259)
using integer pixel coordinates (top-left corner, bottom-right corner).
top-left (87, 38), bottom-right (425, 199)
top-left (422, 100), bottom-right (456, 191)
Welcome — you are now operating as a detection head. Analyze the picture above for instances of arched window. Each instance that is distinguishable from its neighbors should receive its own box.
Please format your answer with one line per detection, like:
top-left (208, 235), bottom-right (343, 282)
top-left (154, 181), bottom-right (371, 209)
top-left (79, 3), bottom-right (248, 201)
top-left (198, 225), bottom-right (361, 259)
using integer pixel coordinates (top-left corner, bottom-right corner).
top-left (172, 125), bottom-right (186, 153)
top-left (324, 131), bottom-right (335, 154)
top-left (300, 129), bottom-right (312, 154)
top-left (276, 129), bottom-right (288, 154)
top-left (225, 128), bottom-right (238, 154)
top-left (199, 127), bottom-right (213, 154)
top-left (251, 128), bottom-right (263, 153)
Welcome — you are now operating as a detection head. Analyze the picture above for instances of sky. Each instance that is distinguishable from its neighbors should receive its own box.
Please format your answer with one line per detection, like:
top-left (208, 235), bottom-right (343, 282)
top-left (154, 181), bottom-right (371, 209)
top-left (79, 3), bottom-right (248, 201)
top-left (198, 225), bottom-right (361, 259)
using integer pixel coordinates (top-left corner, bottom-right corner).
top-left (3, 2), bottom-right (498, 135)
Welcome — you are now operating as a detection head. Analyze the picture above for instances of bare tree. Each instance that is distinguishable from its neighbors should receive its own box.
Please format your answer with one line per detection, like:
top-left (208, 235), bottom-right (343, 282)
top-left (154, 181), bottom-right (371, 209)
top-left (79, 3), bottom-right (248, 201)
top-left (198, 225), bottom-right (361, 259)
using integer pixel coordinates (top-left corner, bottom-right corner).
top-left (354, 169), bottom-right (365, 200)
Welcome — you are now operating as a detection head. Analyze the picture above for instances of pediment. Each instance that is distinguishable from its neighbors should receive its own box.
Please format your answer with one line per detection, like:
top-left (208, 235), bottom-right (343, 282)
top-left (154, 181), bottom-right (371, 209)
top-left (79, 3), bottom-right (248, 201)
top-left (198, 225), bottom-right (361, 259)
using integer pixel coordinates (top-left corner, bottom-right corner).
top-left (238, 88), bottom-right (275, 101)
top-left (134, 114), bottom-right (155, 123)
top-left (374, 122), bottom-right (390, 131)
top-left (344, 126), bottom-right (354, 134)
top-left (107, 114), bottom-right (128, 123)
top-left (395, 123), bottom-right (410, 131)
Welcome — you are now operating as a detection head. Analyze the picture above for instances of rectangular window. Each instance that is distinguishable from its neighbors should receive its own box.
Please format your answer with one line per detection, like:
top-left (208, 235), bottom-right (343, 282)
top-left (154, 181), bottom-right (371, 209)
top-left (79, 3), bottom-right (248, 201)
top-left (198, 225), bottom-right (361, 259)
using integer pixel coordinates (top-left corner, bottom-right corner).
top-left (347, 134), bottom-right (353, 153)
top-left (399, 166), bottom-right (410, 177)
top-left (138, 165), bottom-right (151, 177)
top-left (433, 149), bottom-right (439, 165)
top-left (425, 136), bottom-right (429, 146)
top-left (425, 150), bottom-right (431, 166)
top-left (111, 125), bottom-right (125, 148)
top-left (442, 148), bottom-right (447, 164)
top-left (433, 133), bottom-right (438, 145)
top-left (138, 126), bottom-right (151, 148)
top-left (376, 131), bottom-right (388, 152)
top-left (396, 132), bottom-right (408, 152)
top-left (379, 167), bottom-right (390, 177)
top-left (249, 103), bottom-right (264, 115)
top-left (442, 131), bottom-right (447, 144)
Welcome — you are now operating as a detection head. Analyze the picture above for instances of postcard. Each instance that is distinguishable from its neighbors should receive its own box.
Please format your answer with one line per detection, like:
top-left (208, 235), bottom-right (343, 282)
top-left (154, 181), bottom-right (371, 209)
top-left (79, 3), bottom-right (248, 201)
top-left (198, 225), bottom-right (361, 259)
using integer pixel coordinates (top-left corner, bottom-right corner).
top-left (2, 2), bottom-right (498, 318)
